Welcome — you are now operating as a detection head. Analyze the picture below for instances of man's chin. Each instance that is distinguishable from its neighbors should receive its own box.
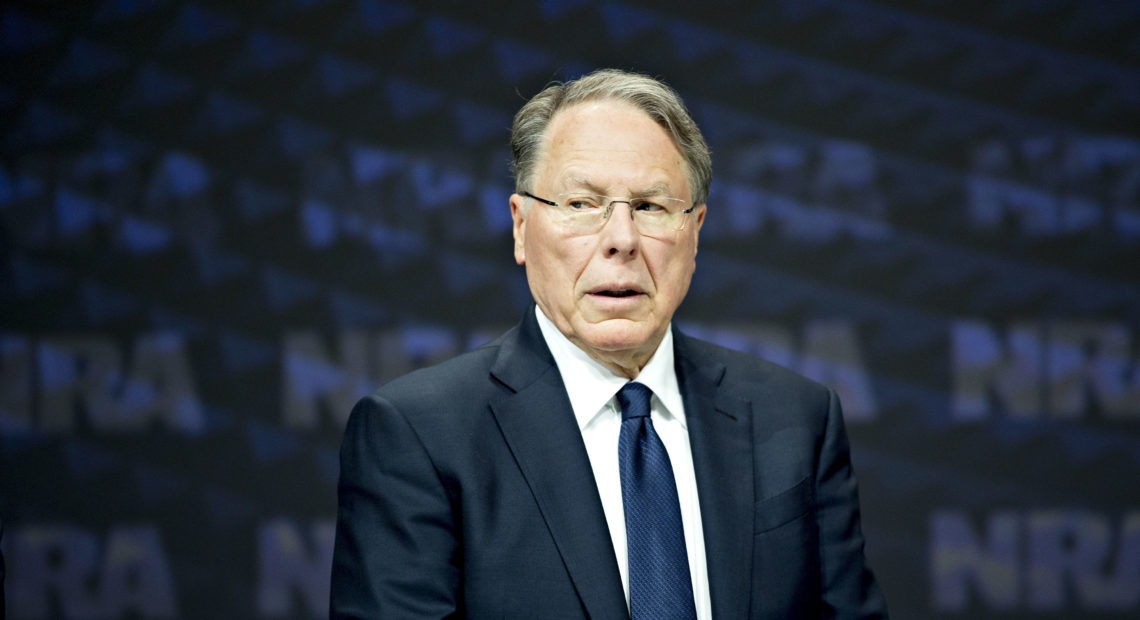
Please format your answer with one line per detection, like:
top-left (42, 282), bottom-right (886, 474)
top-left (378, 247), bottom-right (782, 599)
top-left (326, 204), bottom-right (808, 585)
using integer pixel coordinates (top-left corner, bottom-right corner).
top-left (574, 320), bottom-right (661, 357)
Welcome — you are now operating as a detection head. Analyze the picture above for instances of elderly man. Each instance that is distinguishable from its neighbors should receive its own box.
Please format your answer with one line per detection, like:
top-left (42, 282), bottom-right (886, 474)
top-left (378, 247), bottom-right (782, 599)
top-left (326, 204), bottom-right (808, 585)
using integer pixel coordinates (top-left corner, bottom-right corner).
top-left (331, 68), bottom-right (888, 619)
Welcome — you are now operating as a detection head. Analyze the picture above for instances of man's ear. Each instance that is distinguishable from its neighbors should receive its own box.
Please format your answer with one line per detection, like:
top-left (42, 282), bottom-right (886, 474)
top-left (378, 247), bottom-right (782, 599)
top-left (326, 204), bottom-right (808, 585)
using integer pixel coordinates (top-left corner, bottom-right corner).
top-left (692, 203), bottom-right (707, 251)
top-left (510, 193), bottom-right (527, 266)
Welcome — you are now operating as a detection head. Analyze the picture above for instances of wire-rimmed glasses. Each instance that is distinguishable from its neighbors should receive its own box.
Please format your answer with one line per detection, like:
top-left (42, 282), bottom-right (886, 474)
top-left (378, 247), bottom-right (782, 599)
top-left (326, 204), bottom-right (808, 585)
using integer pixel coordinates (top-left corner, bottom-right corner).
top-left (522, 191), bottom-right (696, 238)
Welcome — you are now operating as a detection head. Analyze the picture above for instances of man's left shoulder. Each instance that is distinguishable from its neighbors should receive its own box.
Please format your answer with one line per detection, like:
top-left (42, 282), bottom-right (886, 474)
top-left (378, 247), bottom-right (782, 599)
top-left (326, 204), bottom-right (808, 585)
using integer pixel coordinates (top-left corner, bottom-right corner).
top-left (676, 330), bottom-right (830, 398)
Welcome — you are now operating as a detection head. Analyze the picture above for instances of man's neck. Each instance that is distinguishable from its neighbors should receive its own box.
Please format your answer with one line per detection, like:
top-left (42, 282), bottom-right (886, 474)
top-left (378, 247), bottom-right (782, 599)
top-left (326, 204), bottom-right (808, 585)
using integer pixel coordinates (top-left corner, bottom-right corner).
top-left (533, 305), bottom-right (672, 381)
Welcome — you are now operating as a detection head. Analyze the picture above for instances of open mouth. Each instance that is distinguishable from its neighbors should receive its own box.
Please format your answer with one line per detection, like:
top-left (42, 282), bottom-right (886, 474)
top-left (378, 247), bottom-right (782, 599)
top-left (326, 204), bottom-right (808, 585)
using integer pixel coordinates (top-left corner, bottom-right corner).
top-left (595, 289), bottom-right (641, 298)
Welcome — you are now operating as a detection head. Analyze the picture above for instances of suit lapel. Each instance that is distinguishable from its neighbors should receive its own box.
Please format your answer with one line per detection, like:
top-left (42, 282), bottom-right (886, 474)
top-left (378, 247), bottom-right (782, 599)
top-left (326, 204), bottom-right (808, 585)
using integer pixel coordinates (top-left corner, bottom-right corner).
top-left (489, 310), bottom-right (629, 619)
top-left (675, 331), bottom-right (755, 620)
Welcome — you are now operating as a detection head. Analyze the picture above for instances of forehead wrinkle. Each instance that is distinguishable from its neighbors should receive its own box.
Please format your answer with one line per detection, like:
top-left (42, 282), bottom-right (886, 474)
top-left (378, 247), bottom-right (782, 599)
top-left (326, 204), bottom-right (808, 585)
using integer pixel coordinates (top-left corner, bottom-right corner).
top-left (558, 174), bottom-right (678, 199)
top-left (635, 181), bottom-right (675, 198)
top-left (558, 174), bottom-right (604, 194)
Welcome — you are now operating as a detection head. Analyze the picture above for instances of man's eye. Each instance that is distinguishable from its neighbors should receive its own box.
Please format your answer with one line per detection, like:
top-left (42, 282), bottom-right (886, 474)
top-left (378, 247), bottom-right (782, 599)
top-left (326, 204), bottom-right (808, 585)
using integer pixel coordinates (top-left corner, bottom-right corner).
top-left (565, 198), bottom-right (600, 210)
top-left (635, 201), bottom-right (666, 213)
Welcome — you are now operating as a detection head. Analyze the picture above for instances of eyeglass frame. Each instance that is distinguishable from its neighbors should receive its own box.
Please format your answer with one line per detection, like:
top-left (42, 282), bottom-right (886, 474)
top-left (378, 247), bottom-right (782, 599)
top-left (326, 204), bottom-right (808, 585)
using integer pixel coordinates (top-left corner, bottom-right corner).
top-left (521, 191), bottom-right (698, 235)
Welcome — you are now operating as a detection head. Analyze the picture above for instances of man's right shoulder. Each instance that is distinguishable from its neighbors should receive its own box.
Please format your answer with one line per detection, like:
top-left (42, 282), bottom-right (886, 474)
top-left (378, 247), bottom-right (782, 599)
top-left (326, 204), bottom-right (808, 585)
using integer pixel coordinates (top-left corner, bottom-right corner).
top-left (374, 336), bottom-right (505, 404)
top-left (343, 332), bottom-right (520, 449)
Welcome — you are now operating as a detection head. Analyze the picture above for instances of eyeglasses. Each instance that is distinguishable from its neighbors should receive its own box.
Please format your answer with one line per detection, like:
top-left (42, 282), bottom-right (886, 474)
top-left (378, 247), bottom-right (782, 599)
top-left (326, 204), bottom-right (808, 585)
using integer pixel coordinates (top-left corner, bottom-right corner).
top-left (522, 191), bottom-right (696, 238)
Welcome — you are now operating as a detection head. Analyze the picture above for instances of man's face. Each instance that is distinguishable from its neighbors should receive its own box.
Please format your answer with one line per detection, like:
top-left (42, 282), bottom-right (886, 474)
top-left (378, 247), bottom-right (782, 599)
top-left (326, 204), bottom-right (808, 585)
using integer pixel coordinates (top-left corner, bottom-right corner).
top-left (510, 99), bottom-right (706, 377)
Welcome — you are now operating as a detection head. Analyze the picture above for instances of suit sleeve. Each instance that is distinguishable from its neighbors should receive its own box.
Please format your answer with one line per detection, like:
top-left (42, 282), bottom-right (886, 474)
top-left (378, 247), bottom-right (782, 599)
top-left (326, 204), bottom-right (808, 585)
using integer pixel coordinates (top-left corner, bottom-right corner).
top-left (330, 393), bottom-right (461, 619)
top-left (815, 388), bottom-right (890, 619)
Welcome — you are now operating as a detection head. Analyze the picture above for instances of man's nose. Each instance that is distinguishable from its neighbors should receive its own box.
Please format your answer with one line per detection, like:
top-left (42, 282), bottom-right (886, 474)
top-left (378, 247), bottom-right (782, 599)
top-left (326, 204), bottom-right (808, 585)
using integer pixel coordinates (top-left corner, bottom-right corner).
top-left (600, 201), bottom-right (640, 255)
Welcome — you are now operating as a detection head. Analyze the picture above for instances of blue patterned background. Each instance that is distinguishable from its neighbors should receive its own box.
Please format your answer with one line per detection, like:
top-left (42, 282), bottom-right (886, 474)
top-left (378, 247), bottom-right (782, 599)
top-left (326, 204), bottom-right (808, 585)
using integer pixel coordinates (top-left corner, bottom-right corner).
top-left (2, 0), bottom-right (1138, 617)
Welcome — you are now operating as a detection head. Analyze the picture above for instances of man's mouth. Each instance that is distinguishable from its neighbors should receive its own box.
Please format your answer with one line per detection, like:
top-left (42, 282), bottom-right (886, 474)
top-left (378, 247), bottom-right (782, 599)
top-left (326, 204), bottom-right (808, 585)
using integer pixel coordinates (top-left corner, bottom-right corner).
top-left (588, 282), bottom-right (647, 299)
top-left (595, 289), bottom-right (640, 298)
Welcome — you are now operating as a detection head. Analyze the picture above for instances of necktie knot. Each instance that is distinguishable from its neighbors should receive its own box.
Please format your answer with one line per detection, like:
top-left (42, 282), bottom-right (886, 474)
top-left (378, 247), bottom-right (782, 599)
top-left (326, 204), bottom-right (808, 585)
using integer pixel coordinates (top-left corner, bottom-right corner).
top-left (617, 382), bottom-right (653, 421)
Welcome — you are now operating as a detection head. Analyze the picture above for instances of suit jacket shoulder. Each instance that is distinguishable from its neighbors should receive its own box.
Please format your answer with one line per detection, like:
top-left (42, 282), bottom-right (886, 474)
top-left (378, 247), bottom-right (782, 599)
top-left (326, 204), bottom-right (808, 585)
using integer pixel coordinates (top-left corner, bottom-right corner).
top-left (673, 327), bottom-right (889, 619)
top-left (677, 329), bottom-right (826, 389)
top-left (332, 311), bottom-right (629, 618)
top-left (674, 328), bottom-right (834, 431)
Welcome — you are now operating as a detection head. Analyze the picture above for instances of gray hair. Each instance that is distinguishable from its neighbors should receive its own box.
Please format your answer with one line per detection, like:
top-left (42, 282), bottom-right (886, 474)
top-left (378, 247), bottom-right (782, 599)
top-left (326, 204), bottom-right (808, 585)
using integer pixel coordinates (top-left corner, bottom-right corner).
top-left (510, 68), bottom-right (712, 206)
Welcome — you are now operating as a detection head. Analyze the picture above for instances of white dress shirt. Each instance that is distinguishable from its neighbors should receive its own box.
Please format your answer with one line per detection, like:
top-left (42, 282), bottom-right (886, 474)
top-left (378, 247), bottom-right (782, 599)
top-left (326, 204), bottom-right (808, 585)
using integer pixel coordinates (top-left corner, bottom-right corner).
top-left (535, 306), bottom-right (711, 620)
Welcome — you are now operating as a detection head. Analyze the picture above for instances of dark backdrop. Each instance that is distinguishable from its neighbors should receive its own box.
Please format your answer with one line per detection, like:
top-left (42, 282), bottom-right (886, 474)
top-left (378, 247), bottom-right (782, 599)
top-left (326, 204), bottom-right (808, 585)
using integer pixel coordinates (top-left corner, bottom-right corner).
top-left (2, 1), bottom-right (1138, 618)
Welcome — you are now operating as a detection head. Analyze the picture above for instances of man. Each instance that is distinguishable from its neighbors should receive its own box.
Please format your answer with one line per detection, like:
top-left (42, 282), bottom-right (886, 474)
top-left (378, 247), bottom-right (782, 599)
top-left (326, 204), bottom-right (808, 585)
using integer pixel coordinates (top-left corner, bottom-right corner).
top-left (331, 68), bottom-right (888, 618)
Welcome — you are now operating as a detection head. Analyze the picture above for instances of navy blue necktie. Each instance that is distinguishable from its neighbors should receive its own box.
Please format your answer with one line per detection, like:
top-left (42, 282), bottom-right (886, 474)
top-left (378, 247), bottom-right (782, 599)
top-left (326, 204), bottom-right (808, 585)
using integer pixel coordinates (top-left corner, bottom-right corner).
top-left (617, 382), bottom-right (697, 620)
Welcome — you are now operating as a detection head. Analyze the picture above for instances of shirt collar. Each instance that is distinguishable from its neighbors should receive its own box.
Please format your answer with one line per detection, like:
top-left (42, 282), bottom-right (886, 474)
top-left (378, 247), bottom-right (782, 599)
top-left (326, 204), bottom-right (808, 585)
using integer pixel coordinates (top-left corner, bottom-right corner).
top-left (535, 306), bottom-right (685, 430)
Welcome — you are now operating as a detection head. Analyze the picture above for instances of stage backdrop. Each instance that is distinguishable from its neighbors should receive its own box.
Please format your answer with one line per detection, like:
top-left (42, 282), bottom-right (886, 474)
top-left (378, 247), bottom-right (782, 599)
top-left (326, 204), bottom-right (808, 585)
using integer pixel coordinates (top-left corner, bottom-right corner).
top-left (2, 1), bottom-right (1138, 618)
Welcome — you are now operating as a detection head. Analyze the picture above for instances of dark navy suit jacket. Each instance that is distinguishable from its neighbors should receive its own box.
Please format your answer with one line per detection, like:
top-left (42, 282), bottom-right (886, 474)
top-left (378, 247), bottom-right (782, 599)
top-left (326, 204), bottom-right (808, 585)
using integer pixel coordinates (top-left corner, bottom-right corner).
top-left (331, 308), bottom-right (888, 618)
